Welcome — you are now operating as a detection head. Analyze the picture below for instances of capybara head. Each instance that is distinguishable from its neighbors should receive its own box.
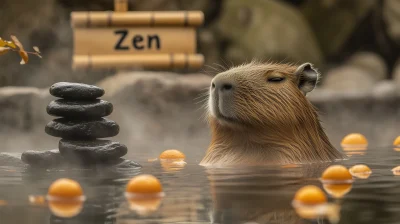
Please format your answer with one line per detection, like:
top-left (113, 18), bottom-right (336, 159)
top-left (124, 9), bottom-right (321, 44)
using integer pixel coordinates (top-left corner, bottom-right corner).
top-left (208, 62), bottom-right (319, 128)
top-left (201, 61), bottom-right (344, 166)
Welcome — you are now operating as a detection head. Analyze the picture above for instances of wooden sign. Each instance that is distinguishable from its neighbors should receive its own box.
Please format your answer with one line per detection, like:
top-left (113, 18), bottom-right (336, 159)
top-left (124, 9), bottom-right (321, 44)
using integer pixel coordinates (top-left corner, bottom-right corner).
top-left (73, 28), bottom-right (196, 55)
top-left (71, 2), bottom-right (204, 70)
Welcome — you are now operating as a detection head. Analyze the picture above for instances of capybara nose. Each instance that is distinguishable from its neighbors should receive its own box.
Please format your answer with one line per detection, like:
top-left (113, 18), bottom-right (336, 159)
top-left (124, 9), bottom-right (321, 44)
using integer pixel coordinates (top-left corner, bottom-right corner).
top-left (212, 80), bottom-right (234, 93)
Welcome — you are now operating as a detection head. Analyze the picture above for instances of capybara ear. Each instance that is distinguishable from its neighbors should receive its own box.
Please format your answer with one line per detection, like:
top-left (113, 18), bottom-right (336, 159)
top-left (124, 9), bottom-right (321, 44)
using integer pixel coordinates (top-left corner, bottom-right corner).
top-left (295, 63), bottom-right (319, 95)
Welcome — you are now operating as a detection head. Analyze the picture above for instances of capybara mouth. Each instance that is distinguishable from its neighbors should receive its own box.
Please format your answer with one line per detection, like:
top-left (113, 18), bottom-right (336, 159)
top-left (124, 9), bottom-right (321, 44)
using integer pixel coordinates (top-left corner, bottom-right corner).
top-left (215, 111), bottom-right (237, 124)
top-left (211, 99), bottom-right (239, 125)
top-left (209, 89), bottom-right (237, 125)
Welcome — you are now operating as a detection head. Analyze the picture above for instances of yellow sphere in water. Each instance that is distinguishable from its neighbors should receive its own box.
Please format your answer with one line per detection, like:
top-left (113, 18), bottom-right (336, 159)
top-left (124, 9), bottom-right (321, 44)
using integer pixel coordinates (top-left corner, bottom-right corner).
top-left (341, 133), bottom-right (368, 146)
top-left (48, 178), bottom-right (84, 199)
top-left (323, 183), bottom-right (352, 198)
top-left (127, 197), bottom-right (163, 216)
top-left (392, 166), bottom-right (400, 176)
top-left (293, 185), bottom-right (327, 205)
top-left (160, 160), bottom-right (186, 172)
top-left (126, 174), bottom-right (163, 195)
top-left (349, 164), bottom-right (372, 179)
top-left (393, 136), bottom-right (400, 146)
top-left (321, 165), bottom-right (353, 183)
top-left (49, 201), bottom-right (84, 218)
top-left (159, 149), bottom-right (185, 160)
top-left (29, 195), bottom-right (46, 206)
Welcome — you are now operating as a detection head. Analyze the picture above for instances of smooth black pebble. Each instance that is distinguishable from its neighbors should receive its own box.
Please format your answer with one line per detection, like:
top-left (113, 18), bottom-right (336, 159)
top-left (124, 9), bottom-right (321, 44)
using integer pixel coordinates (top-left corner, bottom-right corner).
top-left (59, 139), bottom-right (127, 162)
top-left (21, 149), bottom-right (64, 168)
top-left (45, 118), bottom-right (119, 139)
top-left (47, 99), bottom-right (113, 118)
top-left (49, 82), bottom-right (104, 100)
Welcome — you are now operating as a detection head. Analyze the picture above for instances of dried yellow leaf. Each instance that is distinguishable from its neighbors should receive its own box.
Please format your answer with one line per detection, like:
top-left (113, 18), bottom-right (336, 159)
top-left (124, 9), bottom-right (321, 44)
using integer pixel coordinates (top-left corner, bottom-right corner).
top-left (0, 38), bottom-right (16, 49)
top-left (19, 51), bottom-right (29, 65)
top-left (33, 46), bottom-right (40, 53)
top-left (11, 35), bottom-right (24, 50)
top-left (0, 47), bottom-right (10, 52)
top-left (0, 38), bottom-right (5, 47)
top-left (5, 41), bottom-right (16, 49)
top-left (0, 47), bottom-right (10, 55)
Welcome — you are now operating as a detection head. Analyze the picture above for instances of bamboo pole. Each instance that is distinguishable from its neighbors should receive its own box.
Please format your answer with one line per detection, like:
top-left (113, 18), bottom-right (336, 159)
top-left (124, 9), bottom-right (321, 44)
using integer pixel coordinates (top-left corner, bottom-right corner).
top-left (73, 54), bottom-right (204, 70)
top-left (71, 11), bottom-right (204, 28)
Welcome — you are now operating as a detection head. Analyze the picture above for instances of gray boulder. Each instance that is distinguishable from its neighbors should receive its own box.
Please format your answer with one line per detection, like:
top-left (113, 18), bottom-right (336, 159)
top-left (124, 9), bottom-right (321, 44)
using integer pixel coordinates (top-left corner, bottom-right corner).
top-left (0, 87), bottom-right (46, 130)
top-left (346, 52), bottom-right (388, 81)
top-left (371, 80), bottom-right (398, 100)
top-left (0, 153), bottom-right (25, 167)
top-left (392, 58), bottom-right (400, 86)
top-left (322, 65), bottom-right (375, 92)
top-left (217, 0), bottom-right (322, 66)
top-left (301, 0), bottom-right (377, 56)
top-left (21, 149), bottom-right (64, 168)
top-left (383, 0), bottom-right (400, 45)
top-left (198, 29), bottom-right (222, 68)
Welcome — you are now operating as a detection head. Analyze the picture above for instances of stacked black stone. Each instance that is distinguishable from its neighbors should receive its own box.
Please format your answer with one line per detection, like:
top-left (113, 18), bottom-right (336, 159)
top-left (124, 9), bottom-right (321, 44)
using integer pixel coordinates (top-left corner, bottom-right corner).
top-left (21, 82), bottom-right (140, 169)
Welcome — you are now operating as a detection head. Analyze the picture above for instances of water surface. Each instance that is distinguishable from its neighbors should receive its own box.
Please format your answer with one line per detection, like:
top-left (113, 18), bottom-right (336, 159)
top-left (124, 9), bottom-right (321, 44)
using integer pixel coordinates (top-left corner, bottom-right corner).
top-left (1, 147), bottom-right (400, 224)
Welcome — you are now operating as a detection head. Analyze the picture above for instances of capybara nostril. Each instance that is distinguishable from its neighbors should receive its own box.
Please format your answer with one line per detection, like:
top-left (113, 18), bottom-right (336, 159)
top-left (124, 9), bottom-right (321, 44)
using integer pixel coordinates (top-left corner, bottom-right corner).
top-left (221, 83), bottom-right (233, 92)
top-left (213, 79), bottom-right (234, 92)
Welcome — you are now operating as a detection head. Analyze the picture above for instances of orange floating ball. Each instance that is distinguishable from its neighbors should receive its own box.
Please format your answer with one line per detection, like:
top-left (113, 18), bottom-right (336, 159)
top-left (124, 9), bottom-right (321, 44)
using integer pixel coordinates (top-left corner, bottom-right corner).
top-left (393, 136), bottom-right (400, 146)
top-left (126, 174), bottom-right (163, 196)
top-left (293, 185), bottom-right (327, 205)
top-left (341, 133), bottom-right (368, 146)
top-left (48, 178), bottom-right (84, 199)
top-left (159, 149), bottom-right (185, 160)
top-left (128, 198), bottom-right (163, 216)
top-left (29, 195), bottom-right (47, 206)
top-left (349, 164), bottom-right (372, 179)
top-left (161, 160), bottom-right (186, 172)
top-left (49, 201), bottom-right (84, 218)
top-left (323, 184), bottom-right (352, 198)
top-left (392, 166), bottom-right (400, 176)
top-left (294, 203), bottom-right (340, 222)
top-left (321, 165), bottom-right (353, 183)
top-left (343, 150), bottom-right (366, 156)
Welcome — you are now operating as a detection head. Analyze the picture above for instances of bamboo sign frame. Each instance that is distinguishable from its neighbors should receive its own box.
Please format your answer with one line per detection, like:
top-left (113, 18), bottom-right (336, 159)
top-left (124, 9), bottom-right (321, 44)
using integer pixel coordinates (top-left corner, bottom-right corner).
top-left (71, 0), bottom-right (204, 70)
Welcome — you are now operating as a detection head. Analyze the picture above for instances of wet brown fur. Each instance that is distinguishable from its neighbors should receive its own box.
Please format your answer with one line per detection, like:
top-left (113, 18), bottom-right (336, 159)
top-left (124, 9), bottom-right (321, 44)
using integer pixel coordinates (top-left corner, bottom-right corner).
top-left (200, 61), bottom-right (345, 166)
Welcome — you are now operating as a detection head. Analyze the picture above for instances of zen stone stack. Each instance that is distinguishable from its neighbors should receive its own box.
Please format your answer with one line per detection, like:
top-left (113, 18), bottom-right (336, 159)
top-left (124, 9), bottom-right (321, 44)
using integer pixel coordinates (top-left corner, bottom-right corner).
top-left (21, 82), bottom-right (140, 169)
